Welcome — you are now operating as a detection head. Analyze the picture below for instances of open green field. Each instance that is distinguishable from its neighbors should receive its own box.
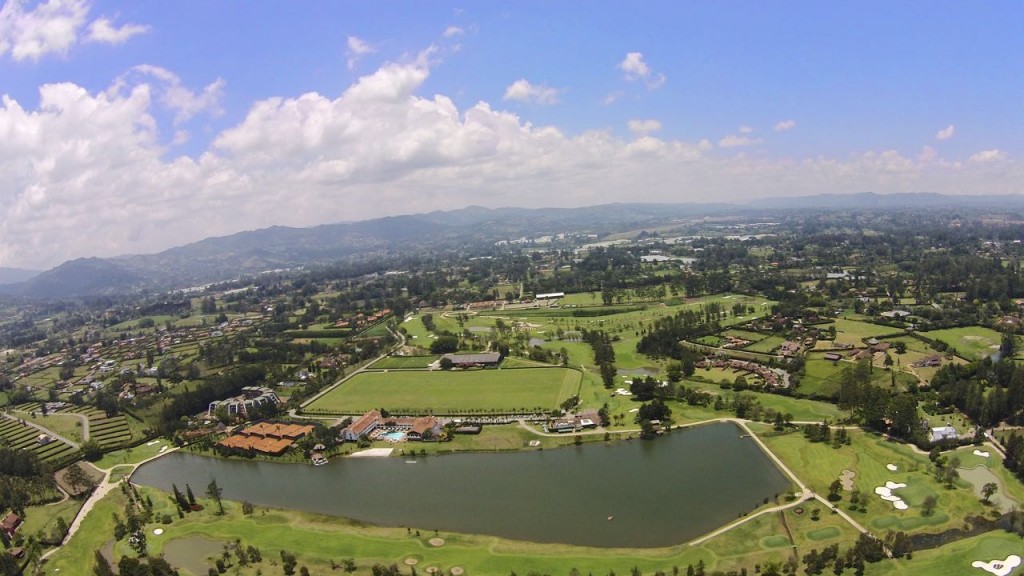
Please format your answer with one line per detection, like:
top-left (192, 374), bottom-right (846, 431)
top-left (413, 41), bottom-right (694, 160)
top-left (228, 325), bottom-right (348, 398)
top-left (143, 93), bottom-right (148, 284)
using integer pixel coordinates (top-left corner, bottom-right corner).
top-left (743, 335), bottom-right (786, 354)
top-left (682, 379), bottom-right (849, 422)
top-left (756, 425), bottom-right (992, 536)
top-left (832, 318), bottom-right (902, 347)
top-left (369, 355), bottom-right (438, 369)
top-left (304, 368), bottom-right (582, 414)
top-left (921, 326), bottom-right (1004, 360)
top-left (12, 409), bottom-right (85, 444)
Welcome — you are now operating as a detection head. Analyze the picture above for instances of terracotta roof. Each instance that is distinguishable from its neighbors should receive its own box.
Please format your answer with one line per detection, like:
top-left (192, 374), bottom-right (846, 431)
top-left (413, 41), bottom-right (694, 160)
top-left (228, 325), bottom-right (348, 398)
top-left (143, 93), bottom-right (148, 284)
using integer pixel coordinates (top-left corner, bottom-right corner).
top-left (219, 435), bottom-right (294, 454)
top-left (242, 422), bottom-right (314, 439)
top-left (347, 410), bottom-right (381, 436)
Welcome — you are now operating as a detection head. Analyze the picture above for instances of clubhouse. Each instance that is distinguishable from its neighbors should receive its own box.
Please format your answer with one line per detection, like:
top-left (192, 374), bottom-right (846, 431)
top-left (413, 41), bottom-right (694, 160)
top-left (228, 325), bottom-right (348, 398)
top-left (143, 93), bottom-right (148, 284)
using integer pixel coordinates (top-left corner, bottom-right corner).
top-left (339, 409), bottom-right (443, 442)
top-left (441, 351), bottom-right (502, 368)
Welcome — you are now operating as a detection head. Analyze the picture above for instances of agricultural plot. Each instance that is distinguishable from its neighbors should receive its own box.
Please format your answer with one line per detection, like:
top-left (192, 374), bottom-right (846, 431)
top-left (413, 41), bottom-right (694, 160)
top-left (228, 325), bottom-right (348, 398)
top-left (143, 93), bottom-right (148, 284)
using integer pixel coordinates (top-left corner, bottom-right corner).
top-left (0, 416), bottom-right (78, 465)
top-left (61, 406), bottom-right (138, 450)
top-left (743, 335), bottom-right (786, 354)
top-left (921, 326), bottom-right (1004, 360)
top-left (304, 367), bottom-right (581, 415)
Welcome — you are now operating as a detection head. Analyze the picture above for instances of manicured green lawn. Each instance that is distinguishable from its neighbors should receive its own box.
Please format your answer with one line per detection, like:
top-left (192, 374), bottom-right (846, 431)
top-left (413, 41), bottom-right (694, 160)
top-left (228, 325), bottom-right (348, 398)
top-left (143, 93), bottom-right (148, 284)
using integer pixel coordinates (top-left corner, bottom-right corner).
top-left (304, 368), bottom-right (581, 414)
top-left (832, 318), bottom-right (902, 347)
top-left (921, 326), bottom-right (1004, 360)
top-left (369, 355), bottom-right (439, 369)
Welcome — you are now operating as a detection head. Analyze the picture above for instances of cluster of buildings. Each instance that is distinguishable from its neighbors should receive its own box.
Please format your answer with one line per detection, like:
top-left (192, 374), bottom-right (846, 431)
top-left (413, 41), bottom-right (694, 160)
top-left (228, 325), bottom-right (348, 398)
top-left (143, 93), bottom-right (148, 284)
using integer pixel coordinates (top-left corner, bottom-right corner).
top-left (207, 386), bottom-right (280, 417)
top-left (440, 352), bottom-right (502, 368)
top-left (339, 410), bottom-right (443, 442)
top-left (695, 357), bottom-right (789, 388)
top-left (218, 422), bottom-right (316, 455)
top-left (546, 409), bottom-right (601, 433)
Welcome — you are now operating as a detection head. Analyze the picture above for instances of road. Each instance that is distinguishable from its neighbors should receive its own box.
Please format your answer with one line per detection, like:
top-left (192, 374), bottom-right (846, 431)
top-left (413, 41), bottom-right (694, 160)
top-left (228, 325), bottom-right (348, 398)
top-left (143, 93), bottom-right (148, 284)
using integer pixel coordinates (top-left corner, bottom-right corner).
top-left (292, 324), bottom-right (407, 415)
top-left (1, 411), bottom-right (81, 449)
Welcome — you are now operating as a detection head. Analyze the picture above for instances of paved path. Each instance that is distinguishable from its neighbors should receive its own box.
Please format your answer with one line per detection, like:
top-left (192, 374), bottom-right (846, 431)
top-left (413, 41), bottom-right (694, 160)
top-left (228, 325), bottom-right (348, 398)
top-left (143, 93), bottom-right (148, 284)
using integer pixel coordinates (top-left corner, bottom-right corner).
top-left (1, 411), bottom-right (81, 449)
top-left (40, 446), bottom-right (181, 562)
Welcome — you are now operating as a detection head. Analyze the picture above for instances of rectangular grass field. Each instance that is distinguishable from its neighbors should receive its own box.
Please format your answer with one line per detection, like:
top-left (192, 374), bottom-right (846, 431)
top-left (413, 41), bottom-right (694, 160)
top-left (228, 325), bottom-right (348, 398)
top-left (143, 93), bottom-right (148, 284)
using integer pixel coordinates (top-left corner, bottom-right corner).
top-left (305, 367), bottom-right (581, 414)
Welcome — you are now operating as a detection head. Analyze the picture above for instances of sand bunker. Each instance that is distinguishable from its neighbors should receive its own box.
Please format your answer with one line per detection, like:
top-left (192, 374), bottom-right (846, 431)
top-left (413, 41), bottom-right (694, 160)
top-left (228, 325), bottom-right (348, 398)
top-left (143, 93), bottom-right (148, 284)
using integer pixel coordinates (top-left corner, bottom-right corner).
top-left (886, 463), bottom-right (898, 471)
top-left (839, 469), bottom-right (856, 491)
top-left (528, 440), bottom-right (540, 447)
top-left (972, 555), bottom-right (1021, 576)
top-left (974, 449), bottom-right (991, 458)
top-left (428, 538), bottom-right (445, 547)
top-left (874, 481), bottom-right (909, 510)
top-left (615, 388), bottom-right (631, 396)
top-left (404, 558), bottom-right (419, 566)
top-left (349, 448), bottom-right (394, 458)
top-left (152, 528), bottom-right (163, 535)
top-left (159, 446), bottom-right (167, 453)
top-left (628, 408), bottom-right (639, 413)
top-left (146, 440), bottom-right (160, 446)
top-left (451, 568), bottom-right (465, 576)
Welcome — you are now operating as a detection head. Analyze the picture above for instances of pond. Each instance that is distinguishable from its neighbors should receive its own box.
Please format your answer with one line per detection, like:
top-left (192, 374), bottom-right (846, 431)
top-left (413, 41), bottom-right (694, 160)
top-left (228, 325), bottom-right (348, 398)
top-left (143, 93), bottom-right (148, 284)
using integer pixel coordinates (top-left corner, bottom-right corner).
top-left (133, 422), bottom-right (791, 548)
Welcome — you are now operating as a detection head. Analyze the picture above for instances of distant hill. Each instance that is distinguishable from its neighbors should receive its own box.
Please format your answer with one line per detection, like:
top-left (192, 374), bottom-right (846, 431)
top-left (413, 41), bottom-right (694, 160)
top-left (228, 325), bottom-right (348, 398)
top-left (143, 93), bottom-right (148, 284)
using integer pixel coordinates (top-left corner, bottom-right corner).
top-left (0, 268), bottom-right (39, 285)
top-left (4, 194), bottom-right (1018, 299)
top-left (0, 203), bottom-right (732, 298)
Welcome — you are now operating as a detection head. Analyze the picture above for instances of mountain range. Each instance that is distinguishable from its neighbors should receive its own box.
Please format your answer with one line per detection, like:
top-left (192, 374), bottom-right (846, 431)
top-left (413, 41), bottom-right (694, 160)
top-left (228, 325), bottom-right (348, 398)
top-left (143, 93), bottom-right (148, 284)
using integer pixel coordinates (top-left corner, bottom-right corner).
top-left (3, 193), bottom-right (1023, 299)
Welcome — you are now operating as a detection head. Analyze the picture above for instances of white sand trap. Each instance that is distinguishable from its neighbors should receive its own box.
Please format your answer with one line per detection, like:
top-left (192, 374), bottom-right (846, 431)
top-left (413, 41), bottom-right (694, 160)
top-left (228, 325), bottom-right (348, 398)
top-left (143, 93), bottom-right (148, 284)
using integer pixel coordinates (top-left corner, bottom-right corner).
top-left (528, 440), bottom-right (540, 447)
top-left (152, 528), bottom-right (163, 535)
top-left (885, 481), bottom-right (907, 490)
top-left (972, 555), bottom-right (1022, 576)
top-left (159, 446), bottom-right (167, 453)
top-left (881, 495), bottom-right (901, 502)
top-left (146, 440), bottom-right (160, 446)
top-left (349, 448), bottom-right (394, 458)
top-left (874, 487), bottom-right (892, 496)
top-left (886, 463), bottom-right (898, 471)
top-left (875, 481), bottom-right (910, 510)
top-left (628, 408), bottom-right (639, 413)
top-left (892, 500), bottom-right (908, 510)
top-left (974, 449), bottom-right (991, 458)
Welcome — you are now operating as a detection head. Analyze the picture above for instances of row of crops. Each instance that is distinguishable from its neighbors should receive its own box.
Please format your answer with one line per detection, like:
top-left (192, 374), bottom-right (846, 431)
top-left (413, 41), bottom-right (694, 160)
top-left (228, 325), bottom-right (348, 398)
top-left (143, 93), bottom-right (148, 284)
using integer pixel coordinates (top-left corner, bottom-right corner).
top-left (0, 416), bottom-right (78, 467)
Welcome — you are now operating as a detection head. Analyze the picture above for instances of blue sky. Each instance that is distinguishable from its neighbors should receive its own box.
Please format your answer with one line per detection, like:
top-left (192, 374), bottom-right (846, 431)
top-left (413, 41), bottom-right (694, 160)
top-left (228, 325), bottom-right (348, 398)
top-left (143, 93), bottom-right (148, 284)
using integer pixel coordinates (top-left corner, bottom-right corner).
top-left (1, 1), bottom-right (1022, 269)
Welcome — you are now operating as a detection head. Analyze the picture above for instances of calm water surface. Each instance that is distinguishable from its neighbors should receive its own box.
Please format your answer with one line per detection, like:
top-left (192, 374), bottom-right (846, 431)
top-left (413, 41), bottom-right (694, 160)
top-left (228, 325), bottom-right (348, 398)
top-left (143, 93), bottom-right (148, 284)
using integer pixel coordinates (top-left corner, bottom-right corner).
top-left (133, 422), bottom-right (790, 548)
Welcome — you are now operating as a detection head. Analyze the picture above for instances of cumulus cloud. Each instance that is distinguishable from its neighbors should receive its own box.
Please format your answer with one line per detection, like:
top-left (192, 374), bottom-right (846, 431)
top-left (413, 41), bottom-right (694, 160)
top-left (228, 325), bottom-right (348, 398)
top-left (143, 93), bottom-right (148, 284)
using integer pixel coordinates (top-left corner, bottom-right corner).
top-left (346, 35), bottom-right (375, 70)
top-left (969, 149), bottom-right (1006, 163)
top-left (86, 16), bottom-right (148, 44)
top-left (1, 53), bottom-right (1022, 269)
top-left (618, 51), bottom-right (665, 89)
top-left (935, 124), bottom-right (955, 141)
top-left (129, 64), bottom-right (225, 124)
top-left (0, 0), bottom-right (88, 61)
top-left (774, 119), bottom-right (796, 132)
top-left (627, 119), bottom-right (661, 135)
top-left (503, 79), bottom-right (560, 105)
top-left (0, 0), bottom-right (146, 61)
top-left (442, 25), bottom-right (463, 38)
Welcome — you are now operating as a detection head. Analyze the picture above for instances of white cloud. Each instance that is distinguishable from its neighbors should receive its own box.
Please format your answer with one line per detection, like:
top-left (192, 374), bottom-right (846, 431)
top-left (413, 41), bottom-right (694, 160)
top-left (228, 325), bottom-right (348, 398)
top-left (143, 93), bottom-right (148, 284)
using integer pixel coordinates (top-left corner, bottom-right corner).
top-left (969, 149), bottom-right (1006, 163)
top-left (739, 125), bottom-right (753, 134)
top-left (718, 134), bottom-right (761, 148)
top-left (129, 65), bottom-right (224, 123)
top-left (0, 0), bottom-right (88, 61)
top-left (935, 124), bottom-right (955, 141)
top-left (0, 0), bottom-right (146, 61)
top-left (627, 119), bottom-right (661, 135)
top-left (774, 120), bottom-right (796, 132)
top-left (1, 53), bottom-right (1022, 270)
top-left (442, 25), bottom-right (463, 38)
top-left (618, 51), bottom-right (665, 89)
top-left (346, 35), bottom-right (375, 70)
top-left (86, 16), bottom-right (148, 44)
top-left (603, 91), bottom-right (622, 105)
top-left (502, 79), bottom-right (560, 105)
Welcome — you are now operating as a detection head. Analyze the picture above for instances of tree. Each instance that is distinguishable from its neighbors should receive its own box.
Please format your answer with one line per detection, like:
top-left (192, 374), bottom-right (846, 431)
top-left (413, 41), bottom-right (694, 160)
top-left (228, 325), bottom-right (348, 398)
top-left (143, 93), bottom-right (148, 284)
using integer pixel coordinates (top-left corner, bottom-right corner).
top-left (438, 357), bottom-right (454, 370)
top-left (207, 477), bottom-right (224, 515)
top-left (93, 550), bottom-right (116, 576)
top-left (65, 462), bottom-right (96, 495)
top-left (982, 482), bottom-right (998, 504)
top-left (893, 341), bottom-right (907, 354)
top-left (80, 440), bottom-right (104, 461)
top-left (828, 479), bottom-right (843, 502)
top-left (921, 495), bottom-right (937, 516)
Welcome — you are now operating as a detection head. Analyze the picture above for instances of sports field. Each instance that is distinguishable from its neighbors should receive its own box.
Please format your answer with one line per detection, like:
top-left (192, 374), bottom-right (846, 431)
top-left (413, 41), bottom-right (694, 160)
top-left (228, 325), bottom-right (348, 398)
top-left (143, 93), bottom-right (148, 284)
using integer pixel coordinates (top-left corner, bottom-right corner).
top-left (305, 368), bottom-right (581, 414)
top-left (921, 326), bottom-right (1004, 360)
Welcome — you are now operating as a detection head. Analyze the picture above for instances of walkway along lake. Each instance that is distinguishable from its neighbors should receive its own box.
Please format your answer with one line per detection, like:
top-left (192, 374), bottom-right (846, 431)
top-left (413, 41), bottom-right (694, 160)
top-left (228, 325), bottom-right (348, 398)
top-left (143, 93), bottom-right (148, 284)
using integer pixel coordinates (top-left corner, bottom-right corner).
top-left (133, 421), bottom-right (791, 548)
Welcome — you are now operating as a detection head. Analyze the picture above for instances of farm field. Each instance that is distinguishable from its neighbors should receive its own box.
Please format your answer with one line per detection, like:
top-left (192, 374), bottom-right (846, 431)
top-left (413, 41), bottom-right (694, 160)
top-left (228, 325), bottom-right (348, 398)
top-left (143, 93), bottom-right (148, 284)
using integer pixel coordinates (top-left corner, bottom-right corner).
top-left (0, 415), bottom-right (78, 466)
top-left (304, 368), bottom-right (582, 415)
top-left (743, 335), bottom-right (786, 354)
top-left (921, 326), bottom-right (1004, 360)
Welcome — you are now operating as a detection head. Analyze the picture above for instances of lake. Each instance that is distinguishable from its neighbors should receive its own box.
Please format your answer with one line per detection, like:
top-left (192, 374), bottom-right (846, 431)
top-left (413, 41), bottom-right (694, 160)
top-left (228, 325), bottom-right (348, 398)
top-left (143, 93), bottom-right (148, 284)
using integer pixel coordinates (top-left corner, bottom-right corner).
top-left (133, 421), bottom-right (791, 548)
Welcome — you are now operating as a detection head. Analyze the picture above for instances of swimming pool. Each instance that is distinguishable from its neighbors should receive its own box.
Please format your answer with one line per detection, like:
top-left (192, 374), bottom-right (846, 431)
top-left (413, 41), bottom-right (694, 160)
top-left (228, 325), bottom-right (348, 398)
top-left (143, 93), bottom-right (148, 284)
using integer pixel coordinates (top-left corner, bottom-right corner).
top-left (380, 431), bottom-right (406, 441)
